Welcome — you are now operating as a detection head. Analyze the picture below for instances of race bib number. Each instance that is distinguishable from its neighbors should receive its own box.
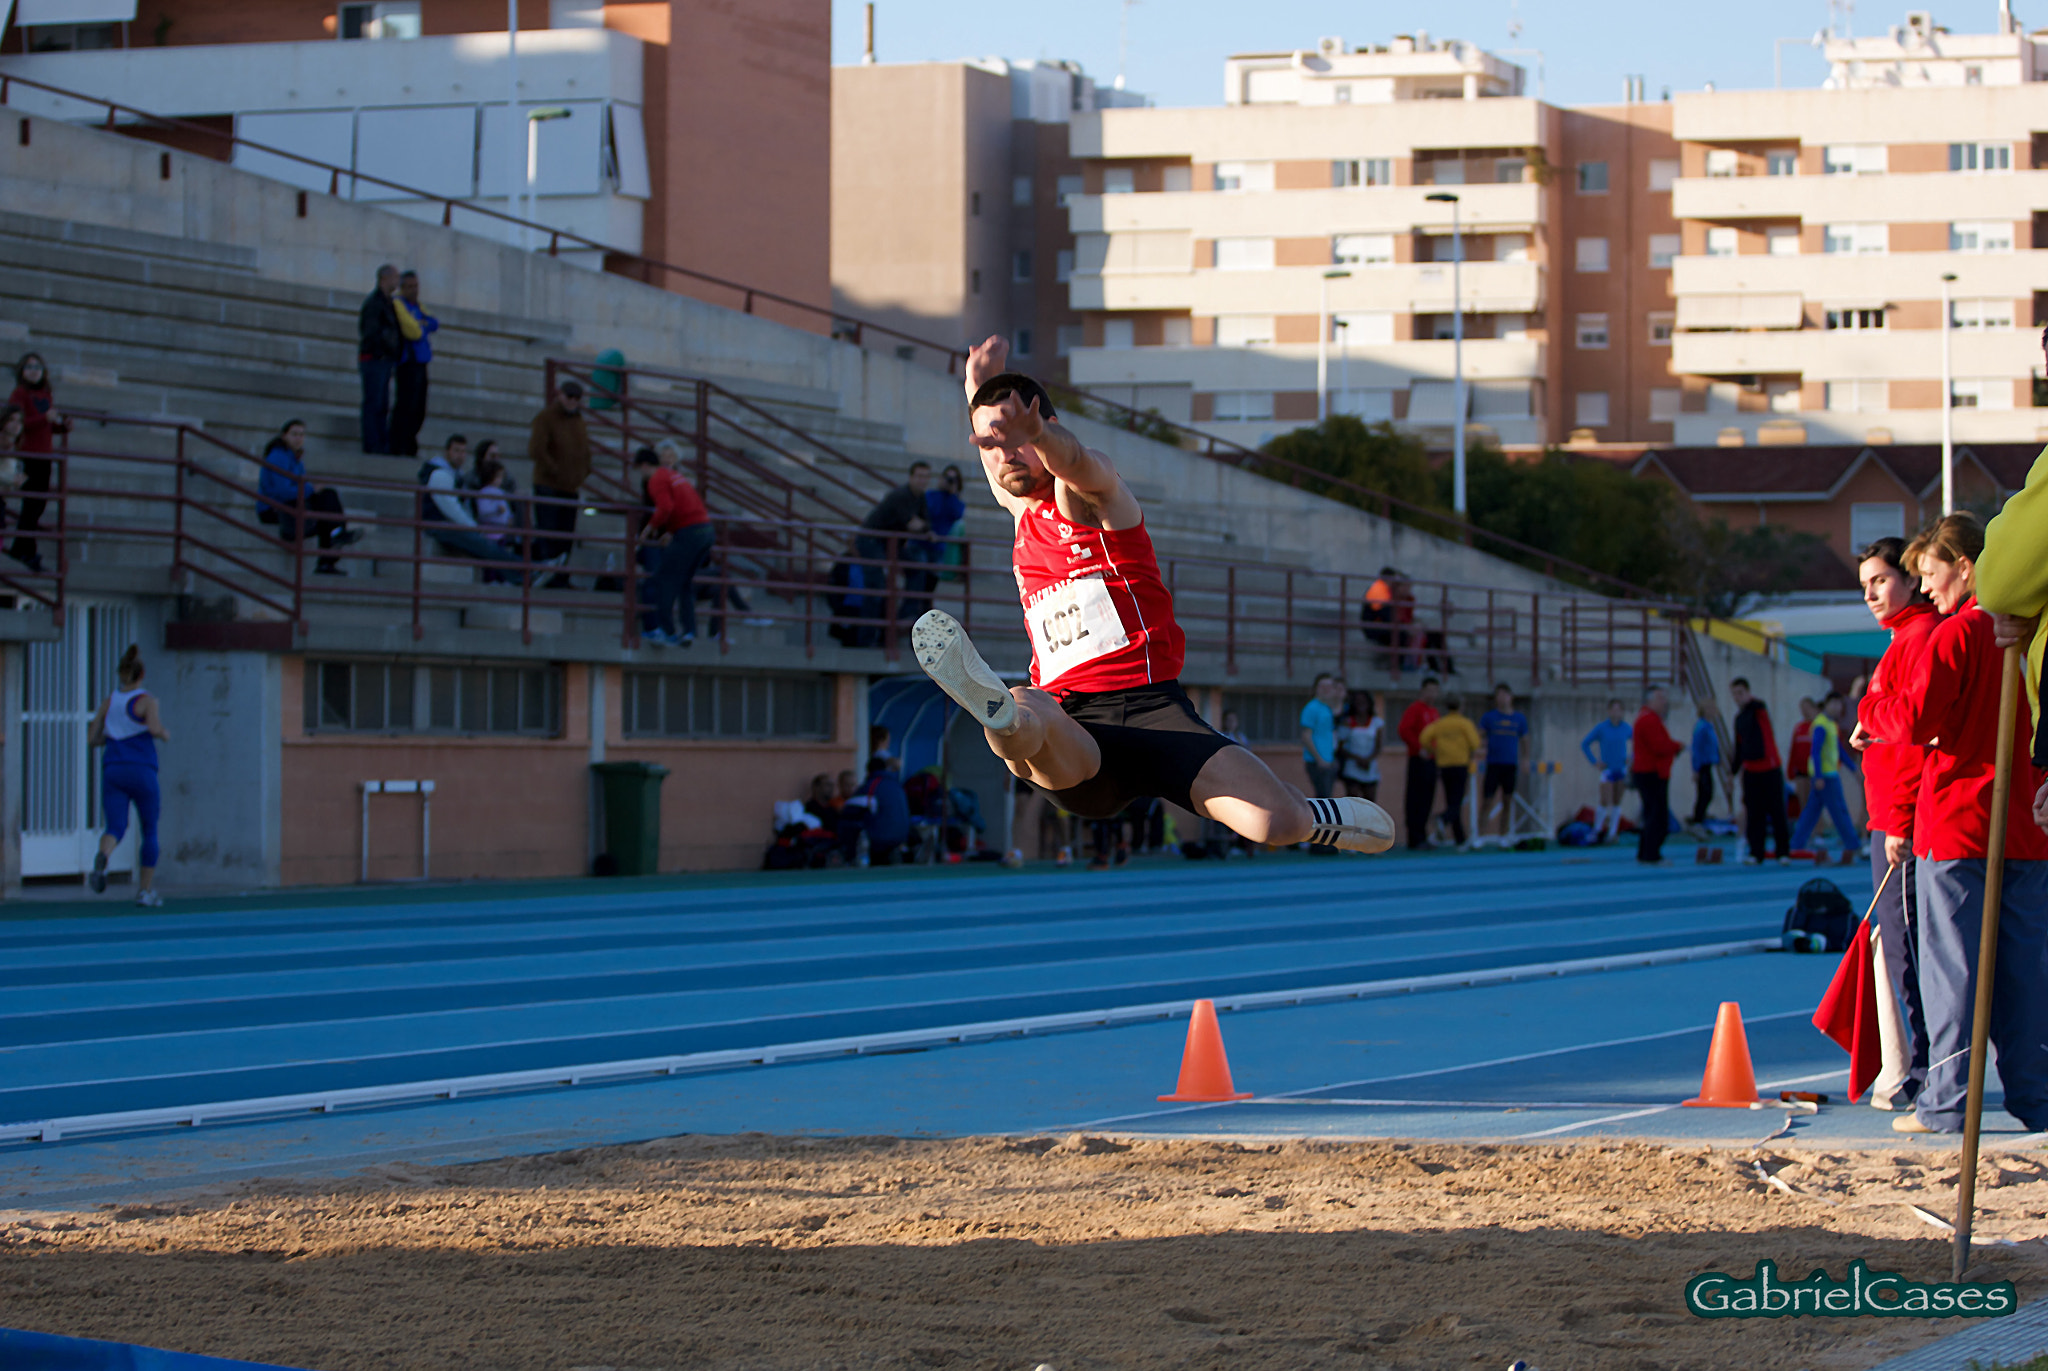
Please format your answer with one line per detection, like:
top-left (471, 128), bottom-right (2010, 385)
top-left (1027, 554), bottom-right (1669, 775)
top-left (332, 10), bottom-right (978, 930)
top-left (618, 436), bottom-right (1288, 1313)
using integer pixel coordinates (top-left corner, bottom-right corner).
top-left (1029, 575), bottom-right (1129, 684)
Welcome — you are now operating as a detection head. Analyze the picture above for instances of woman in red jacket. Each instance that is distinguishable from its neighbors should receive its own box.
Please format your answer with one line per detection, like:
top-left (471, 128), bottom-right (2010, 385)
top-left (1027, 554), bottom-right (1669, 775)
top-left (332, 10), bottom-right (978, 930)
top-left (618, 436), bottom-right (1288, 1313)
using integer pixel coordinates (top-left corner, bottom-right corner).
top-left (1860, 513), bottom-right (2048, 1135)
top-left (632, 440), bottom-right (715, 647)
top-left (6, 352), bottom-right (68, 575)
top-left (1849, 535), bottom-right (1939, 1111)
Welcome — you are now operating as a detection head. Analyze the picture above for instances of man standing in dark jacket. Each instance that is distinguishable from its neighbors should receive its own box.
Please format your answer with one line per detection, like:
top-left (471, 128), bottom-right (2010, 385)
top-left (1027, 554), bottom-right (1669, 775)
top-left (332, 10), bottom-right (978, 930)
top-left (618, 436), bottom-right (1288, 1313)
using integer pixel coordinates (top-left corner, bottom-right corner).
top-left (357, 264), bottom-right (402, 454)
top-left (1731, 677), bottom-right (1791, 863)
top-left (854, 461), bottom-right (932, 627)
top-left (528, 381), bottom-right (592, 588)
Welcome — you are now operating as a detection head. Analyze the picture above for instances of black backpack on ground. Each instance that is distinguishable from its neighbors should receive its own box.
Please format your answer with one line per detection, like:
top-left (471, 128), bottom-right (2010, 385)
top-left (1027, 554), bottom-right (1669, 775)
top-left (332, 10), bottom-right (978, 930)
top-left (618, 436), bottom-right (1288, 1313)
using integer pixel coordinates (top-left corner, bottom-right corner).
top-left (1783, 878), bottom-right (1854, 952)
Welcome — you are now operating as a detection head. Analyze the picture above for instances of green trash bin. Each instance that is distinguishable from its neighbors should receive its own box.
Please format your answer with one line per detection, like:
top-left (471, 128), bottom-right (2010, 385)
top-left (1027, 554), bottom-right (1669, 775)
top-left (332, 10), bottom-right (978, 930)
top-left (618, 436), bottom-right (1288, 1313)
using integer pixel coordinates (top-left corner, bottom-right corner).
top-left (588, 347), bottom-right (626, 411)
top-left (593, 760), bottom-right (669, 876)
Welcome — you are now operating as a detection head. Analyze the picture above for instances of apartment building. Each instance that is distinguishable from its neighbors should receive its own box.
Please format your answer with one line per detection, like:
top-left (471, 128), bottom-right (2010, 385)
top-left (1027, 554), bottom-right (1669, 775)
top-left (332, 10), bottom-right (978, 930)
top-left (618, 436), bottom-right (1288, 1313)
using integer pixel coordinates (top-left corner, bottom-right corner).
top-left (1668, 11), bottom-right (2048, 447)
top-left (831, 58), bottom-right (1140, 374)
top-left (1060, 36), bottom-right (1691, 448)
top-left (0, 1), bottom-right (831, 313)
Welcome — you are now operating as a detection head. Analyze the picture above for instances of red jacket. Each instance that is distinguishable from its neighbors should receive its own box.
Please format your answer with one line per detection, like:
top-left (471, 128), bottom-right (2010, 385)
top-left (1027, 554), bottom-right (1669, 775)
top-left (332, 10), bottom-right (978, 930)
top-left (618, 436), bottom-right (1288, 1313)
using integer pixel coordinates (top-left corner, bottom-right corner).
top-left (1399, 700), bottom-right (1440, 756)
top-left (1631, 709), bottom-right (1684, 778)
top-left (1734, 700), bottom-right (1783, 773)
top-left (7, 383), bottom-right (64, 454)
top-left (1787, 720), bottom-right (1813, 777)
top-left (1859, 599), bottom-right (2048, 862)
top-left (1858, 602), bottom-right (1939, 842)
top-left (646, 467), bottom-right (709, 535)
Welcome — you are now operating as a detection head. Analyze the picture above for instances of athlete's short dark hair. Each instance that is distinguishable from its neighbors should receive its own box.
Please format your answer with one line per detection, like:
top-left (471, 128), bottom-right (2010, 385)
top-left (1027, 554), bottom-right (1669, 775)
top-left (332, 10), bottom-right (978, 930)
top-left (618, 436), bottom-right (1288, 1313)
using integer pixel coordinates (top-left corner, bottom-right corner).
top-left (969, 371), bottom-right (1058, 421)
top-left (1421, 676), bottom-right (1441, 688)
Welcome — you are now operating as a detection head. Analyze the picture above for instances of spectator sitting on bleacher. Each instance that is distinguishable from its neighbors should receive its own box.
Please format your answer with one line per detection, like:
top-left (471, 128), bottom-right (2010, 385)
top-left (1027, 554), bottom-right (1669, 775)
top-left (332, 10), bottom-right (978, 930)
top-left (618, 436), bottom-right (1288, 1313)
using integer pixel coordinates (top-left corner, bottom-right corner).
top-left (470, 441), bottom-right (519, 583)
top-left (808, 772), bottom-right (842, 823)
top-left (0, 405), bottom-right (27, 528)
top-left (418, 434), bottom-right (526, 574)
top-left (256, 419), bottom-right (363, 577)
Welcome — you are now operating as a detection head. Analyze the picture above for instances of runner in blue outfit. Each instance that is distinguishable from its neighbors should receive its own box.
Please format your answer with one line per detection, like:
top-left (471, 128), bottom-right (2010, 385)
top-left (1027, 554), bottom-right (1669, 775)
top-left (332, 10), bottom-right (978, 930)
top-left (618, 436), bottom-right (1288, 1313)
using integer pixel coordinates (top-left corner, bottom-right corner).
top-left (1580, 699), bottom-right (1633, 843)
top-left (88, 644), bottom-right (170, 906)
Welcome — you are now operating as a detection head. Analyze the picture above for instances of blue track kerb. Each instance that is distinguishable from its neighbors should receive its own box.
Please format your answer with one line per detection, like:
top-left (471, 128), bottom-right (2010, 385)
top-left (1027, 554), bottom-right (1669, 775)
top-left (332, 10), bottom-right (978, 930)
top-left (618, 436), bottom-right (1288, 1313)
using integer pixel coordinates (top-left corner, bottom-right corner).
top-left (0, 1325), bottom-right (309, 1370)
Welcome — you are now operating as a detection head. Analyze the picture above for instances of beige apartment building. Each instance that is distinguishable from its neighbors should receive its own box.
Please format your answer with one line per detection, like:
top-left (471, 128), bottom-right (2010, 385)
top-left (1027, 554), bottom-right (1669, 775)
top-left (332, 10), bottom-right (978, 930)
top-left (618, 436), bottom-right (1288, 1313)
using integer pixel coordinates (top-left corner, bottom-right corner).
top-left (1048, 15), bottom-right (2048, 453)
top-left (831, 58), bottom-right (1141, 375)
top-left (1669, 10), bottom-right (2048, 447)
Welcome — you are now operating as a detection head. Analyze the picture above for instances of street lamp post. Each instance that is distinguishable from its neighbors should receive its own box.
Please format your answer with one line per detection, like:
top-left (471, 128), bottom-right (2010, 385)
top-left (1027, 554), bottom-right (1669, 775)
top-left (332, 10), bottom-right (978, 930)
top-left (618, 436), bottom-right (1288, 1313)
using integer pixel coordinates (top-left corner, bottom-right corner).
top-left (1940, 271), bottom-right (1957, 515)
top-left (1318, 268), bottom-right (1351, 421)
top-left (1427, 192), bottom-right (1466, 515)
top-left (1335, 318), bottom-right (1350, 412)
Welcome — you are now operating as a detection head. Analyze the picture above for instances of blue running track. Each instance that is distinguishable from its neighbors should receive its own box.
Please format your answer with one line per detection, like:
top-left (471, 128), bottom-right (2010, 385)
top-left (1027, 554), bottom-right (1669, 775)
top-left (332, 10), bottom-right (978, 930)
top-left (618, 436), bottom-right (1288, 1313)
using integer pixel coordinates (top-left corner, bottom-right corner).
top-left (0, 849), bottom-right (1822, 1132)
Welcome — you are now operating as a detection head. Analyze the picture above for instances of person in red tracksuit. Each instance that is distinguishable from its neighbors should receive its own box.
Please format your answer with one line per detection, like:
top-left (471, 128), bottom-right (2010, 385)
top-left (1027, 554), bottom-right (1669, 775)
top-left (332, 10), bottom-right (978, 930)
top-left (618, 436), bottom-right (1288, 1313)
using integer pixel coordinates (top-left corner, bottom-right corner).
top-left (1630, 685), bottom-right (1686, 865)
top-left (1859, 513), bottom-right (2048, 1135)
top-left (1398, 677), bottom-right (1443, 850)
top-left (1849, 535), bottom-right (1940, 1110)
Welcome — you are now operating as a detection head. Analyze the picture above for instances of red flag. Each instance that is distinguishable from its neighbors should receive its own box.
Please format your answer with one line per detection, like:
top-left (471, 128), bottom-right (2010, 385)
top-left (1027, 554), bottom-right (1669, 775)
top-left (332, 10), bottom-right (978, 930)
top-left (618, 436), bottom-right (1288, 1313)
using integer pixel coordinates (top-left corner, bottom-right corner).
top-left (1813, 919), bottom-right (1881, 1102)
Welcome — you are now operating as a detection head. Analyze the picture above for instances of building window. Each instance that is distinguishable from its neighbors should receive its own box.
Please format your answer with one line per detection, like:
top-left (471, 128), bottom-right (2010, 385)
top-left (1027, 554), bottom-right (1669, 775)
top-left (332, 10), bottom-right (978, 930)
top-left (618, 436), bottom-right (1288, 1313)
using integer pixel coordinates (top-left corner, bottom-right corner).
top-left (1707, 382), bottom-right (1743, 414)
top-left (338, 2), bottom-right (422, 40)
top-left (1951, 298), bottom-right (2016, 329)
top-left (1574, 392), bottom-right (1610, 427)
top-left (1766, 227), bottom-right (1801, 256)
top-left (1951, 378), bottom-right (2014, 410)
top-left (970, 191), bottom-right (982, 216)
top-left (1013, 328), bottom-right (1033, 357)
top-left (969, 268), bottom-right (981, 295)
top-left (1056, 175), bottom-right (1084, 207)
top-left (1333, 389), bottom-right (1396, 422)
top-left (1824, 223), bottom-right (1886, 255)
top-left (1575, 313), bottom-right (1610, 349)
top-left (1429, 235), bottom-right (1467, 263)
top-left (622, 671), bottom-right (832, 740)
top-left (24, 22), bottom-right (123, 50)
top-left (1767, 380), bottom-right (1801, 412)
top-left (1333, 85), bottom-right (1353, 104)
top-left (1766, 149), bottom-right (1799, 176)
top-left (1055, 249), bottom-right (1074, 283)
top-left (1215, 237), bottom-right (1276, 271)
top-left (1826, 306), bottom-right (1888, 331)
top-left (1102, 167), bottom-right (1135, 195)
top-left (1012, 251), bottom-right (1033, 282)
top-left (1333, 233), bottom-right (1395, 267)
top-left (1704, 227), bottom-right (1738, 258)
top-left (1850, 502), bottom-right (1907, 549)
top-left (1950, 221), bottom-right (2015, 253)
top-left (1704, 149), bottom-right (1738, 178)
top-left (1648, 312), bottom-right (1675, 345)
top-left (1100, 317), bottom-right (1135, 349)
top-left (1647, 234), bottom-right (1680, 269)
top-left (1162, 316), bottom-right (1192, 346)
top-left (1214, 315), bottom-right (1276, 347)
top-left (1574, 237), bottom-right (1609, 272)
top-left (1950, 142), bottom-right (2013, 173)
top-left (1825, 380), bottom-right (1887, 412)
top-left (1212, 391), bottom-right (1276, 421)
top-left (1649, 387), bottom-right (1683, 422)
top-left (1495, 157), bottom-right (1526, 183)
top-left (304, 660), bottom-right (559, 735)
top-left (1576, 160), bottom-right (1610, 193)
top-left (1494, 233), bottom-right (1530, 262)
top-left (1331, 157), bottom-right (1393, 187)
top-left (1334, 311), bottom-right (1395, 345)
top-left (1012, 175), bottom-right (1034, 207)
top-left (1648, 158), bottom-right (1679, 191)
top-left (1056, 325), bottom-right (1083, 357)
top-left (1824, 144), bottom-right (1887, 175)
top-left (1212, 161), bottom-right (1272, 193)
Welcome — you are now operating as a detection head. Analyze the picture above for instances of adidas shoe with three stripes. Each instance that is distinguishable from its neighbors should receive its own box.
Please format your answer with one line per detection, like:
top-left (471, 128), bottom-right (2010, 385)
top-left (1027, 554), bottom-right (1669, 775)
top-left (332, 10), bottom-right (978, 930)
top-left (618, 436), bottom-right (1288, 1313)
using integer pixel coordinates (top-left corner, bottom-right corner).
top-left (1305, 795), bottom-right (1398, 854)
top-left (913, 610), bottom-right (1019, 734)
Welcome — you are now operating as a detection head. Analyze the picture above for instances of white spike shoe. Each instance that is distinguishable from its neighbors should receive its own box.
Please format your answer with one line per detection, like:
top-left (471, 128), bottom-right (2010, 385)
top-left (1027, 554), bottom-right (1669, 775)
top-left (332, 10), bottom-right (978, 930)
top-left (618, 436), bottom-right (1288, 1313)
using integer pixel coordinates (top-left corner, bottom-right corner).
top-left (913, 610), bottom-right (1018, 734)
top-left (1304, 796), bottom-right (1398, 854)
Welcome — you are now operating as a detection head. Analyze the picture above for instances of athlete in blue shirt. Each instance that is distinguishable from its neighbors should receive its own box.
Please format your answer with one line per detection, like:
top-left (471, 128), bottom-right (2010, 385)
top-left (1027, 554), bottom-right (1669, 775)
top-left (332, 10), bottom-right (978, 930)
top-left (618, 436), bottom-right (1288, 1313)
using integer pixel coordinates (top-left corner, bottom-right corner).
top-left (1477, 683), bottom-right (1530, 838)
top-left (1688, 713), bottom-right (1722, 827)
top-left (1581, 699), bottom-right (1634, 842)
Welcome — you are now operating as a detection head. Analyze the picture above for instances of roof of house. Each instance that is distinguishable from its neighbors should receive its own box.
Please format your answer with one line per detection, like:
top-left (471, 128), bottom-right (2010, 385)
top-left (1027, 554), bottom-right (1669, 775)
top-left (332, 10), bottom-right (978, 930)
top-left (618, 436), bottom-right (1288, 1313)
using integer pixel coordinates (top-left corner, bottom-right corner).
top-left (1633, 442), bottom-right (2043, 501)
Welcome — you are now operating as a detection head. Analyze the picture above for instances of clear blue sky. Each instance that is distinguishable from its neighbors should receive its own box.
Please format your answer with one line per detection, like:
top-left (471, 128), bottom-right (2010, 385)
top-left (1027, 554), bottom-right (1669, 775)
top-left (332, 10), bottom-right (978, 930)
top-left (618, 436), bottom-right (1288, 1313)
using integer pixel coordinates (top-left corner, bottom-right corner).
top-left (832, 0), bottom-right (1850, 110)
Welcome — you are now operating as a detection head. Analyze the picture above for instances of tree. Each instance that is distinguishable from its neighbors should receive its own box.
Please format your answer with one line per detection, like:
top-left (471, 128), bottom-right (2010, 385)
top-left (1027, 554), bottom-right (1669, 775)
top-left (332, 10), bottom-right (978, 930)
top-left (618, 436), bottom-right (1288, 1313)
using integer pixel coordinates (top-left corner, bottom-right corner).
top-left (1256, 416), bottom-right (1446, 530)
top-left (1449, 446), bottom-right (1688, 593)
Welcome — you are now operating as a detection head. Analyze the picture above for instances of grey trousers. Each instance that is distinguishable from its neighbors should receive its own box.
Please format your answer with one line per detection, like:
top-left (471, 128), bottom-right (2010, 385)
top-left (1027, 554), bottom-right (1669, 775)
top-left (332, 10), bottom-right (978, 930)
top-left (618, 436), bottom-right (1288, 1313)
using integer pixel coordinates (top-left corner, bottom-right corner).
top-left (1913, 855), bottom-right (2048, 1132)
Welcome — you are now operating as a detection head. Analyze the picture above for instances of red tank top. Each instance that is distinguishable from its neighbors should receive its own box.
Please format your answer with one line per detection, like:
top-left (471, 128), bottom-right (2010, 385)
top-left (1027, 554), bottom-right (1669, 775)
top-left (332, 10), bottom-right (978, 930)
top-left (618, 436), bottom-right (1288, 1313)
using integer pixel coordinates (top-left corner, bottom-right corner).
top-left (1012, 499), bottom-right (1184, 693)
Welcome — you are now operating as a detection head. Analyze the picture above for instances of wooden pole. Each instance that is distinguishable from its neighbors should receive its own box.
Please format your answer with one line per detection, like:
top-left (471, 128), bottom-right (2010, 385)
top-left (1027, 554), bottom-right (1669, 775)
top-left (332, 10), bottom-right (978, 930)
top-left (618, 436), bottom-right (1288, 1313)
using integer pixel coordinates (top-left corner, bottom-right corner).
top-left (1953, 643), bottom-right (2025, 1280)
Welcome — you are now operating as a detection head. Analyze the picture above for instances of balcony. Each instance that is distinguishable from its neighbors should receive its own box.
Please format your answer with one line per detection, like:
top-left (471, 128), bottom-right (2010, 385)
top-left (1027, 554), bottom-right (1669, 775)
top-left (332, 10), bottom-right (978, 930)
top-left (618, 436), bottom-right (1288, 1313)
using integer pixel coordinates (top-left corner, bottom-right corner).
top-left (1671, 408), bottom-right (2048, 448)
top-left (1067, 181), bottom-right (1546, 238)
top-left (1069, 338), bottom-right (1547, 391)
top-left (1673, 169), bottom-right (2048, 223)
top-left (1672, 249), bottom-right (2048, 299)
top-left (1069, 258), bottom-right (1545, 314)
top-left (1671, 326), bottom-right (2040, 379)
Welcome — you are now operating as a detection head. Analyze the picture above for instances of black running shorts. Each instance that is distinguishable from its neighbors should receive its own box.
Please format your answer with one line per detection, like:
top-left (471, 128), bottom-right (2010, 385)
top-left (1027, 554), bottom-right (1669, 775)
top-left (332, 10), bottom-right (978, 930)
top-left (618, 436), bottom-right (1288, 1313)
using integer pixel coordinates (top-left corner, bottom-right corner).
top-left (1483, 762), bottom-right (1519, 799)
top-left (1046, 679), bottom-right (1237, 819)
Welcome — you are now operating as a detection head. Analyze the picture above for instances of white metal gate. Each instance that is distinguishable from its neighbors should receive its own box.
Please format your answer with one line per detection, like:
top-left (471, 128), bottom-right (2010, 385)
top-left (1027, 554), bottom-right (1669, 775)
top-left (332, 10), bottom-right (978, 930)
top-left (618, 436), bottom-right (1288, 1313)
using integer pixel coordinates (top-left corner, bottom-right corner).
top-left (21, 602), bottom-right (139, 878)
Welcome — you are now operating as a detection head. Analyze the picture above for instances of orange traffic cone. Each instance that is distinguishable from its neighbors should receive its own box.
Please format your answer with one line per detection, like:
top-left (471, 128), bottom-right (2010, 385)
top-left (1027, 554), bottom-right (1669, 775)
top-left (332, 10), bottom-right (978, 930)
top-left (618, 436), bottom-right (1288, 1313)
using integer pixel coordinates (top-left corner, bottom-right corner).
top-left (1684, 1001), bottom-right (1764, 1108)
top-left (1159, 999), bottom-right (1253, 1102)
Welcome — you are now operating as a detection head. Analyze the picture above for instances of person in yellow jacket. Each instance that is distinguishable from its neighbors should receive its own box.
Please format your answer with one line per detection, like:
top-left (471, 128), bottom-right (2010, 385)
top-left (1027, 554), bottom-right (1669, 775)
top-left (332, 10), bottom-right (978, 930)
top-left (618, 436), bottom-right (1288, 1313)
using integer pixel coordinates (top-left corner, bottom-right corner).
top-left (1978, 443), bottom-right (2048, 835)
top-left (1419, 695), bottom-right (1484, 847)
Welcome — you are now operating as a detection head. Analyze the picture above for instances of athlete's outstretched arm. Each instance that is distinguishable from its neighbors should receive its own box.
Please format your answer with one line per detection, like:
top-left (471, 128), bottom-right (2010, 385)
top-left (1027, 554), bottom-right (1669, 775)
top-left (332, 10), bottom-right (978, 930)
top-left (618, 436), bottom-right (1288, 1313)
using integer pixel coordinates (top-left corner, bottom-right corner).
top-left (965, 335), bottom-right (1008, 401)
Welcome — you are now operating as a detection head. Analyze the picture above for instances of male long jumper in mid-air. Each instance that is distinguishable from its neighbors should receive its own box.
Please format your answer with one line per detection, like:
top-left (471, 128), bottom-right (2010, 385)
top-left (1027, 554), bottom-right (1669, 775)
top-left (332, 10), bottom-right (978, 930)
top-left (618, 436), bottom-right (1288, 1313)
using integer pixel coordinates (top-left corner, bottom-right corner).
top-left (911, 336), bottom-right (1397, 854)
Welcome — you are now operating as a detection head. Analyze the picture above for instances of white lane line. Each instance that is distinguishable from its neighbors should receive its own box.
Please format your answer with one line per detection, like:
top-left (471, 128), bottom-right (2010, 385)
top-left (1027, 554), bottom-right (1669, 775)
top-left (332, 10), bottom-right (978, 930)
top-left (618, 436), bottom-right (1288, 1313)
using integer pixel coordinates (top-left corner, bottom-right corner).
top-left (1511, 1068), bottom-right (1849, 1139)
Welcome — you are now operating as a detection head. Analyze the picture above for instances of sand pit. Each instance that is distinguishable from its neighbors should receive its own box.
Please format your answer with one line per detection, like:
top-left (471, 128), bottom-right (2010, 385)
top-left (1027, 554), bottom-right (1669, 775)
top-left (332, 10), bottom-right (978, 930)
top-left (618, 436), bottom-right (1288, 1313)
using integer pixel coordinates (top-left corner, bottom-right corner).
top-left (4, 1133), bottom-right (2047, 1370)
